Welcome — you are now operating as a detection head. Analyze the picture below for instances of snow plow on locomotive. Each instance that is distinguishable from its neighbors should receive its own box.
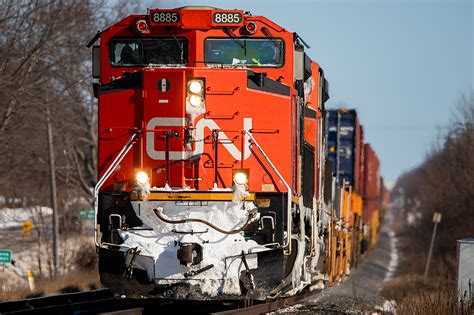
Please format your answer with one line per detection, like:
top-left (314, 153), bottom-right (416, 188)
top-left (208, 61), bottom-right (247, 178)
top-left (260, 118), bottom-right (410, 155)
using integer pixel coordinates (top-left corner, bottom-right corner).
top-left (90, 6), bottom-right (385, 300)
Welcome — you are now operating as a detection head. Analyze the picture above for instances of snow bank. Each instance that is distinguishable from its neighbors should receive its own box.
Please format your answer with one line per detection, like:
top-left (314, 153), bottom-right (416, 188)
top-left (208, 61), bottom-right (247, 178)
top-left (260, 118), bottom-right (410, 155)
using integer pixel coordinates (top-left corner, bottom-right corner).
top-left (0, 207), bottom-right (52, 229)
top-left (384, 229), bottom-right (399, 281)
top-left (376, 299), bottom-right (397, 314)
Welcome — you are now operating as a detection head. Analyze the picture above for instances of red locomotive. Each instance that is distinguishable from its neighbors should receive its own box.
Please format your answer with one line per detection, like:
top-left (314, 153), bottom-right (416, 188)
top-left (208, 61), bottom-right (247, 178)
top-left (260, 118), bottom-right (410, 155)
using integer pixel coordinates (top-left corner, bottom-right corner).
top-left (90, 6), bottom-right (385, 299)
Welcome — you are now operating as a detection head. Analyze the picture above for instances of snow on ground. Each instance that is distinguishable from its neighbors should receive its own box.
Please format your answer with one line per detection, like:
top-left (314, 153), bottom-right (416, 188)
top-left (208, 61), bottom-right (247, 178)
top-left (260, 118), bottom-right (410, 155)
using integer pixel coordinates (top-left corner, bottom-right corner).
top-left (0, 207), bottom-right (52, 229)
top-left (383, 207), bottom-right (399, 282)
top-left (384, 229), bottom-right (399, 281)
top-left (376, 299), bottom-right (397, 313)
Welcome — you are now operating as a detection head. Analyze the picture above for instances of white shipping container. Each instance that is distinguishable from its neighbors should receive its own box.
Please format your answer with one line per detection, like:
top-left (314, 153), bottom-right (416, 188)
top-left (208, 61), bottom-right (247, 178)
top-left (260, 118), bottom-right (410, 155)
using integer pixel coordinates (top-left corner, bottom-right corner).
top-left (457, 238), bottom-right (474, 301)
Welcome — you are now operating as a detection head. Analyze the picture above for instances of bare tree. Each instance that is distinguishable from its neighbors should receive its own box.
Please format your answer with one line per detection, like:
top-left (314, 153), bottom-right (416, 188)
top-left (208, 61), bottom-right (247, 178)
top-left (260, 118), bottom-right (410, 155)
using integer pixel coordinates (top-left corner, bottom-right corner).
top-left (393, 92), bottom-right (474, 276)
top-left (0, 0), bottom-right (161, 281)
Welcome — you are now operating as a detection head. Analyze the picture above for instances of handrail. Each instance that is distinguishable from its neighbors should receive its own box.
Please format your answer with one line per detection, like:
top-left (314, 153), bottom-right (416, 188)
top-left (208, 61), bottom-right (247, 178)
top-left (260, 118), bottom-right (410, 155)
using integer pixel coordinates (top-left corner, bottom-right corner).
top-left (94, 130), bottom-right (141, 247)
top-left (245, 130), bottom-right (292, 255)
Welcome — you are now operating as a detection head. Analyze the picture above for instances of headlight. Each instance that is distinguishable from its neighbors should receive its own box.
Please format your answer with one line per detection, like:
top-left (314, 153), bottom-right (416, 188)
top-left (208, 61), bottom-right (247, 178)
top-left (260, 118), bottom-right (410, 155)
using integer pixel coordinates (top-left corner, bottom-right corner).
top-left (186, 79), bottom-right (205, 111)
top-left (189, 95), bottom-right (202, 107)
top-left (188, 80), bottom-right (203, 94)
top-left (136, 171), bottom-right (149, 184)
top-left (233, 172), bottom-right (248, 185)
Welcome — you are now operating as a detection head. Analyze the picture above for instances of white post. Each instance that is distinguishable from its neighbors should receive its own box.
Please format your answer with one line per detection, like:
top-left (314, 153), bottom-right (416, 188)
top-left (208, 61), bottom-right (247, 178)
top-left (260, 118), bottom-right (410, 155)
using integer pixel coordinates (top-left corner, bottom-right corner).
top-left (424, 212), bottom-right (442, 279)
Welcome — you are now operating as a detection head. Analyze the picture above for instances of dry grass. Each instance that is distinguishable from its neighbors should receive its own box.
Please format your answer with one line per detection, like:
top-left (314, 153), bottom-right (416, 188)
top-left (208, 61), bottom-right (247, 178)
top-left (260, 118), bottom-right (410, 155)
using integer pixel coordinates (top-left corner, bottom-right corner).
top-left (382, 274), bottom-right (473, 315)
top-left (0, 237), bottom-right (101, 302)
top-left (0, 267), bottom-right (102, 302)
top-left (0, 242), bottom-right (102, 301)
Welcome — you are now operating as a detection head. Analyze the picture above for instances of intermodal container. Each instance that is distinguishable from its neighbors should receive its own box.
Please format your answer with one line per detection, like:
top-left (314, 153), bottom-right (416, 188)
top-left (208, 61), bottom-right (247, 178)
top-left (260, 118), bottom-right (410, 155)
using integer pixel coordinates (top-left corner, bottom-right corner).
top-left (362, 143), bottom-right (381, 223)
top-left (326, 109), bottom-right (364, 193)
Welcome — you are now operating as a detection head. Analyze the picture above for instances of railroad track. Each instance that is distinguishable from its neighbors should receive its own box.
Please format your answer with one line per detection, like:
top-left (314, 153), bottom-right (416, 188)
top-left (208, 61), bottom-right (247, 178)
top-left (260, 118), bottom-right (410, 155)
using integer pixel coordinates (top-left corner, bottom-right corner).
top-left (0, 289), bottom-right (143, 314)
top-left (212, 291), bottom-right (318, 315)
top-left (0, 288), bottom-right (319, 314)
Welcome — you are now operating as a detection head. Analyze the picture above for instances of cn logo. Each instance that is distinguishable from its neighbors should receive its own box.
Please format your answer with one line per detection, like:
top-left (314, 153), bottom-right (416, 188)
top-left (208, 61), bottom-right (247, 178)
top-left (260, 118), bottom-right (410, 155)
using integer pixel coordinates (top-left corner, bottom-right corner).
top-left (146, 117), bottom-right (252, 161)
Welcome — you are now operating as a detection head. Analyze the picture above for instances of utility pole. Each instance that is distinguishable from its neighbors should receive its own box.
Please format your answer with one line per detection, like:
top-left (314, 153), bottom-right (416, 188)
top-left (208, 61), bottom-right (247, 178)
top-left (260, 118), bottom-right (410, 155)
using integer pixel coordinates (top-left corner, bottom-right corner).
top-left (424, 212), bottom-right (442, 279)
top-left (46, 106), bottom-right (59, 276)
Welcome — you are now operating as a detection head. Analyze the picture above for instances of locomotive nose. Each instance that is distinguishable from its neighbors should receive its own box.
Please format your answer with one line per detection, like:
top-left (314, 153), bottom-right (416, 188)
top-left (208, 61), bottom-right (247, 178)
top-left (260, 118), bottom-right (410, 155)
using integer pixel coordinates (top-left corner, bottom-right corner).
top-left (143, 70), bottom-right (206, 120)
top-left (143, 70), bottom-right (186, 114)
top-left (142, 70), bottom-right (189, 187)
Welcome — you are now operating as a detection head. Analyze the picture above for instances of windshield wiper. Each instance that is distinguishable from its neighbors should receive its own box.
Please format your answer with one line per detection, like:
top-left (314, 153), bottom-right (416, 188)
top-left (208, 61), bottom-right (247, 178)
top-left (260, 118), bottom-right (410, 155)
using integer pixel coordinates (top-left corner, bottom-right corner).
top-left (224, 27), bottom-right (245, 49)
top-left (167, 27), bottom-right (184, 64)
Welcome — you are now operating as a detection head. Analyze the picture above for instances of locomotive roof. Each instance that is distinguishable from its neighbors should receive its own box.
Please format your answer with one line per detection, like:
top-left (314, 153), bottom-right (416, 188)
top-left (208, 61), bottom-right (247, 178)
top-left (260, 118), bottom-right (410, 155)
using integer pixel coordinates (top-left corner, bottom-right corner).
top-left (176, 6), bottom-right (220, 10)
top-left (100, 7), bottom-right (285, 34)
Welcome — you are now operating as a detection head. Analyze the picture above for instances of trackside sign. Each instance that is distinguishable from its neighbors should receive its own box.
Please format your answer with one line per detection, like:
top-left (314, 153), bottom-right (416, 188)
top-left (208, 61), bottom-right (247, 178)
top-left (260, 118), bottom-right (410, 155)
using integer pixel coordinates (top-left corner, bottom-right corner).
top-left (0, 250), bottom-right (12, 263)
top-left (79, 208), bottom-right (95, 221)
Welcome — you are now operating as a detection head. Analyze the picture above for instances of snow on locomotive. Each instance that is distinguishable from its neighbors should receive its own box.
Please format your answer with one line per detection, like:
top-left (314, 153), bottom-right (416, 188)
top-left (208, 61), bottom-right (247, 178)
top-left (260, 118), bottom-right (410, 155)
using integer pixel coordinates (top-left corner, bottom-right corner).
top-left (89, 6), bottom-right (384, 299)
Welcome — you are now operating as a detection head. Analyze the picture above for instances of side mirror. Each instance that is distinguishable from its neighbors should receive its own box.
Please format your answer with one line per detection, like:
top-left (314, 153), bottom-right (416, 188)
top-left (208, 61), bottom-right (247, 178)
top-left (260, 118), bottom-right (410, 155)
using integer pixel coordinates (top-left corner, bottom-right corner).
top-left (92, 45), bottom-right (101, 79)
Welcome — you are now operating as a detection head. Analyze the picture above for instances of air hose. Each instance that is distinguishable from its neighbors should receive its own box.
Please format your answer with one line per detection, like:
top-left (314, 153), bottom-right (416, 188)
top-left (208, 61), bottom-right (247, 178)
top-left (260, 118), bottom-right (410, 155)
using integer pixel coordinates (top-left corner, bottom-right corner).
top-left (153, 208), bottom-right (255, 235)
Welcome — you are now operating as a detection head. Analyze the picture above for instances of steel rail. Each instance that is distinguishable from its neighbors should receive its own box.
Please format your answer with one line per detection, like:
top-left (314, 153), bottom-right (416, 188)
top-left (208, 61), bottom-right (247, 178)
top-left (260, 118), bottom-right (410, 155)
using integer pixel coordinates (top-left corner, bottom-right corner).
top-left (0, 288), bottom-right (321, 314)
top-left (0, 289), bottom-right (118, 314)
top-left (211, 290), bottom-right (317, 315)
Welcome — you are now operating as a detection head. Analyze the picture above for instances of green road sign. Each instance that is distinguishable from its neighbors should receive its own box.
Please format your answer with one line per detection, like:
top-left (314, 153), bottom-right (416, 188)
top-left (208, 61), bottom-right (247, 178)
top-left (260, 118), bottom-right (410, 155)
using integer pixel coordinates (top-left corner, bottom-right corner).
top-left (79, 208), bottom-right (95, 221)
top-left (0, 250), bottom-right (12, 263)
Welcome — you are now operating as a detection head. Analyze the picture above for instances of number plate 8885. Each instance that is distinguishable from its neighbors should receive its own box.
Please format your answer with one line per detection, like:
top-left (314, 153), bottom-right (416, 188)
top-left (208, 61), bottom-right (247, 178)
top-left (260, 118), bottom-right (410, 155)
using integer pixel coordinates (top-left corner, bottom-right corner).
top-left (152, 12), bottom-right (180, 24)
top-left (212, 12), bottom-right (243, 24)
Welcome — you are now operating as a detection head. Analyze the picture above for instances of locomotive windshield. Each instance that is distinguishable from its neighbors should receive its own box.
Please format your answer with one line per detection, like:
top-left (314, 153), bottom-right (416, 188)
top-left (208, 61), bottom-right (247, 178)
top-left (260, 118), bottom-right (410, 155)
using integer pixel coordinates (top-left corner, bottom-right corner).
top-left (204, 38), bottom-right (284, 67)
top-left (109, 37), bottom-right (188, 66)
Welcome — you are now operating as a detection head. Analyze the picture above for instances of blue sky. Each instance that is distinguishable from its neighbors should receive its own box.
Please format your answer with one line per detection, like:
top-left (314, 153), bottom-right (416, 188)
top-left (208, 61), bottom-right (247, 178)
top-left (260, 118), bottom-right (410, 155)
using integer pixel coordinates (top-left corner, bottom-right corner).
top-left (155, 0), bottom-right (473, 183)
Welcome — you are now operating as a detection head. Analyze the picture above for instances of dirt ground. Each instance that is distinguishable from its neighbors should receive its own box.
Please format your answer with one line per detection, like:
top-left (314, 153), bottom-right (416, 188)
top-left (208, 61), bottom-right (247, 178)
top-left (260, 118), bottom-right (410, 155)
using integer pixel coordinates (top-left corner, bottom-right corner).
top-left (278, 212), bottom-right (397, 314)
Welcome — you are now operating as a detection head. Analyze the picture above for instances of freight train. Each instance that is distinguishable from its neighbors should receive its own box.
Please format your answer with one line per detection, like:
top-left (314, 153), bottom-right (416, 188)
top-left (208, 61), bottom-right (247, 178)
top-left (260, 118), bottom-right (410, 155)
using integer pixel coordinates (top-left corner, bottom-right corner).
top-left (89, 6), bottom-right (386, 300)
